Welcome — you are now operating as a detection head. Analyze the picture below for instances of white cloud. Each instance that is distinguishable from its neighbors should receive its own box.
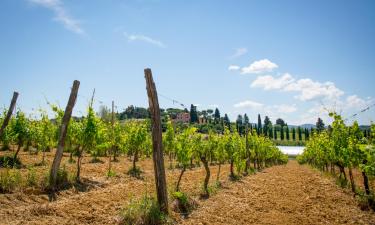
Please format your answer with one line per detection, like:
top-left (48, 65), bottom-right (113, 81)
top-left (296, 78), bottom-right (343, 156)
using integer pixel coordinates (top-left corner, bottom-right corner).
top-left (28, 0), bottom-right (84, 34)
top-left (273, 104), bottom-right (297, 113)
top-left (228, 65), bottom-right (240, 71)
top-left (241, 59), bottom-right (278, 74)
top-left (251, 73), bottom-right (344, 102)
top-left (208, 104), bottom-right (219, 108)
top-left (251, 73), bottom-right (294, 90)
top-left (284, 79), bottom-right (344, 101)
top-left (345, 95), bottom-right (367, 108)
top-left (234, 100), bottom-right (263, 109)
top-left (124, 33), bottom-right (166, 48)
top-left (229, 48), bottom-right (247, 59)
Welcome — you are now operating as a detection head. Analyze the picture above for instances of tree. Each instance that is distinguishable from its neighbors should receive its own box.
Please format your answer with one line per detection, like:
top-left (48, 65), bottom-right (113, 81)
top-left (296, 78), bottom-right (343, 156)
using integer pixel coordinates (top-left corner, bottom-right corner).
top-left (244, 114), bottom-right (249, 126)
top-left (276, 118), bottom-right (286, 127)
top-left (190, 104), bottom-right (198, 123)
top-left (292, 127), bottom-right (296, 140)
top-left (286, 125), bottom-right (290, 140)
top-left (316, 117), bottom-right (325, 133)
top-left (98, 105), bottom-right (112, 122)
top-left (224, 114), bottom-right (231, 129)
top-left (280, 126), bottom-right (285, 140)
top-left (298, 126), bottom-right (302, 141)
top-left (274, 127), bottom-right (277, 140)
top-left (263, 116), bottom-right (271, 136)
top-left (268, 126), bottom-right (273, 139)
top-left (236, 115), bottom-right (243, 134)
top-left (257, 114), bottom-right (262, 135)
top-left (214, 108), bottom-right (220, 124)
top-left (305, 128), bottom-right (309, 141)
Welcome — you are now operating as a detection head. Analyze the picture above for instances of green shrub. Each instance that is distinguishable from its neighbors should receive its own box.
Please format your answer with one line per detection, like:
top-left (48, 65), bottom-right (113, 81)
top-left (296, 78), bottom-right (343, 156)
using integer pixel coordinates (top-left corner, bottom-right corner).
top-left (119, 194), bottom-right (167, 225)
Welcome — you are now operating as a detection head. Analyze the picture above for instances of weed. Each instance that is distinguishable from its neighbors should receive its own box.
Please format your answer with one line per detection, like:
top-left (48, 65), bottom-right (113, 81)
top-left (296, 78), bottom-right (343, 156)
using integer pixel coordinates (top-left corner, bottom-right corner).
top-left (119, 194), bottom-right (167, 225)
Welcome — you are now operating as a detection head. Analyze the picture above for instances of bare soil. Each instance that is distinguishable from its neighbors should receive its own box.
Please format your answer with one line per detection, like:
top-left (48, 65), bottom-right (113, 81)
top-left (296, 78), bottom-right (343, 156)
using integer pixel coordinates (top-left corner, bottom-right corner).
top-left (0, 150), bottom-right (374, 225)
top-left (182, 161), bottom-right (375, 225)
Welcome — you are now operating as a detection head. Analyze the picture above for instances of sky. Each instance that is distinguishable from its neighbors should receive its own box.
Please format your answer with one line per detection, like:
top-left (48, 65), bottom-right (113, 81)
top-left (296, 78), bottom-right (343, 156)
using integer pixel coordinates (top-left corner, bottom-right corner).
top-left (0, 0), bottom-right (375, 125)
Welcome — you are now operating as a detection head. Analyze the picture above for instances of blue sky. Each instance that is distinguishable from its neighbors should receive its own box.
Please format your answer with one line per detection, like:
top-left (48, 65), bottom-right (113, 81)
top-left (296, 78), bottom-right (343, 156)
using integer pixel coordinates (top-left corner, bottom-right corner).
top-left (0, 0), bottom-right (374, 125)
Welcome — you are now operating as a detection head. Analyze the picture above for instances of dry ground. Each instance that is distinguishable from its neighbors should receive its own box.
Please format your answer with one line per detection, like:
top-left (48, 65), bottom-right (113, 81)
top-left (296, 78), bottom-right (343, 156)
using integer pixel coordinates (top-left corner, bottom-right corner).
top-left (0, 150), bottom-right (374, 225)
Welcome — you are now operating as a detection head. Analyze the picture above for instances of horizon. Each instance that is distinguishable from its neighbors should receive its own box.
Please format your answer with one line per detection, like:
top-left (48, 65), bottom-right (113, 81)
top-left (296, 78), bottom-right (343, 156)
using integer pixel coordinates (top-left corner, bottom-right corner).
top-left (1, 0), bottom-right (375, 125)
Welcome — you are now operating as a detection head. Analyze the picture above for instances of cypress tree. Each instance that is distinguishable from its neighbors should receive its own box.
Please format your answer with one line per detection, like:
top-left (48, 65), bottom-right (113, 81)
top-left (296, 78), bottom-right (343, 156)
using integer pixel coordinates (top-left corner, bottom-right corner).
top-left (274, 127), bottom-right (277, 140)
top-left (268, 126), bottom-right (273, 139)
top-left (292, 127), bottom-right (296, 140)
top-left (257, 114), bottom-right (262, 135)
top-left (244, 114), bottom-right (249, 126)
top-left (316, 117), bottom-right (325, 133)
top-left (190, 104), bottom-right (198, 123)
top-left (280, 126), bottom-right (285, 140)
top-left (305, 128), bottom-right (309, 141)
top-left (224, 114), bottom-right (231, 129)
top-left (236, 115), bottom-right (243, 135)
top-left (214, 108), bottom-right (220, 124)
top-left (286, 125), bottom-right (290, 140)
top-left (263, 116), bottom-right (271, 136)
top-left (298, 126), bottom-right (302, 141)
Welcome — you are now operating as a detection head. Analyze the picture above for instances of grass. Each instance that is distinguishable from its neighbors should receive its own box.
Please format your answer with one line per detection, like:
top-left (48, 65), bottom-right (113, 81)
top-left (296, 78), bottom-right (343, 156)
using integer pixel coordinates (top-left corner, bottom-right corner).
top-left (0, 168), bottom-right (22, 193)
top-left (106, 169), bottom-right (117, 178)
top-left (127, 167), bottom-right (143, 179)
top-left (119, 194), bottom-right (168, 225)
top-left (171, 191), bottom-right (197, 216)
top-left (0, 155), bottom-right (22, 168)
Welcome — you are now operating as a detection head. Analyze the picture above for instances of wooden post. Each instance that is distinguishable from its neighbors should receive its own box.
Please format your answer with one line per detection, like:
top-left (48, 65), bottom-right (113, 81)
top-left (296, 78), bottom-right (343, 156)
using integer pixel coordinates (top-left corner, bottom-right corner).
top-left (0, 92), bottom-right (19, 138)
top-left (49, 80), bottom-right (80, 191)
top-left (144, 68), bottom-right (169, 214)
top-left (108, 100), bottom-right (114, 174)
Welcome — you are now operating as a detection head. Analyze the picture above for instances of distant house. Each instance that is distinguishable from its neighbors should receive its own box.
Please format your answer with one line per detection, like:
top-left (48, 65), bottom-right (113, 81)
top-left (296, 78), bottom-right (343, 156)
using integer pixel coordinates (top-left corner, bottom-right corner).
top-left (173, 112), bottom-right (190, 124)
top-left (199, 116), bottom-right (207, 124)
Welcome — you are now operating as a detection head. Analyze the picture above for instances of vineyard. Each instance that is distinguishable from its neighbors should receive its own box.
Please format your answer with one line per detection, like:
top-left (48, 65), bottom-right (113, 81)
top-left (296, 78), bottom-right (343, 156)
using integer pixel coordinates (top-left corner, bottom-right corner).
top-left (297, 113), bottom-right (375, 209)
top-left (0, 73), bottom-right (375, 224)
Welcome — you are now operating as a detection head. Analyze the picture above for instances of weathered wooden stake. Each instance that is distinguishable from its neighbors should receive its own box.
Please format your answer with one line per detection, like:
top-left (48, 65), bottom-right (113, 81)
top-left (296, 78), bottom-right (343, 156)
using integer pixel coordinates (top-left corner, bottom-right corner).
top-left (108, 100), bottom-right (114, 174)
top-left (49, 80), bottom-right (80, 191)
top-left (0, 92), bottom-right (19, 138)
top-left (144, 68), bottom-right (169, 214)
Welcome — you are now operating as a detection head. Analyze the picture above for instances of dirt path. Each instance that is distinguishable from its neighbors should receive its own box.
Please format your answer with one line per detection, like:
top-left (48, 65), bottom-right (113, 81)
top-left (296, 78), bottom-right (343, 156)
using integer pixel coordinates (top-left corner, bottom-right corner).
top-left (1, 159), bottom-right (374, 225)
top-left (182, 161), bottom-right (375, 225)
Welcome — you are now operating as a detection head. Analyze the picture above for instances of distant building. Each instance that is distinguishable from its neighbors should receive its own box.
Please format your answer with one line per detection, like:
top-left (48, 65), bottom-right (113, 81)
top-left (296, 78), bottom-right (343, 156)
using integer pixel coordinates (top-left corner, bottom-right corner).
top-left (199, 116), bottom-right (207, 124)
top-left (173, 112), bottom-right (190, 123)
